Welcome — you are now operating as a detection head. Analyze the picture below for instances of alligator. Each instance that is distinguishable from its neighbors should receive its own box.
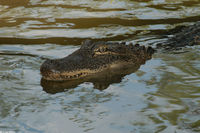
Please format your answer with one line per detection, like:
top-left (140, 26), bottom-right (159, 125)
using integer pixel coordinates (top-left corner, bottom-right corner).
top-left (40, 40), bottom-right (155, 81)
top-left (40, 21), bottom-right (200, 83)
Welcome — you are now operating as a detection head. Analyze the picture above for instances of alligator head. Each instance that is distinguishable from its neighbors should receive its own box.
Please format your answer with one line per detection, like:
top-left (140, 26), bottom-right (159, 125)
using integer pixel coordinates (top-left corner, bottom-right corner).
top-left (40, 40), bottom-right (155, 81)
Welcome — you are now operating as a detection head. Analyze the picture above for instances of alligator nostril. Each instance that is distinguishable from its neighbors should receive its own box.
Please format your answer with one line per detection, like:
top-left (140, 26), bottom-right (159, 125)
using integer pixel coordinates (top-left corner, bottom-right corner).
top-left (46, 59), bottom-right (54, 64)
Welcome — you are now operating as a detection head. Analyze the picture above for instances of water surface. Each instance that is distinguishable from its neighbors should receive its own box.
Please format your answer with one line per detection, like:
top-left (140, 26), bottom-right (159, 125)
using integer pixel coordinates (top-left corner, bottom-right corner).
top-left (0, 0), bottom-right (200, 133)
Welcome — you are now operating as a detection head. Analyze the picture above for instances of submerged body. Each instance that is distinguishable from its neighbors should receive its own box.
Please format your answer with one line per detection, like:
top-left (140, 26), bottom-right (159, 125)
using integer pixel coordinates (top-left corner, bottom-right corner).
top-left (160, 21), bottom-right (200, 49)
top-left (40, 40), bottom-right (154, 81)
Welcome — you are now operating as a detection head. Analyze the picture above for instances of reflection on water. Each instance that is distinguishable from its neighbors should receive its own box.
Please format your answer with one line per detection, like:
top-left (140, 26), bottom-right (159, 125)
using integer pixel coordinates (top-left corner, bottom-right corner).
top-left (0, 0), bottom-right (200, 133)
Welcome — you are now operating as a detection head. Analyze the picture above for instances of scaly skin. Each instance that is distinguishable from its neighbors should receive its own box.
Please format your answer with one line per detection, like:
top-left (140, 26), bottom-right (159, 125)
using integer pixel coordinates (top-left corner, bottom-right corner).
top-left (40, 40), bottom-right (154, 81)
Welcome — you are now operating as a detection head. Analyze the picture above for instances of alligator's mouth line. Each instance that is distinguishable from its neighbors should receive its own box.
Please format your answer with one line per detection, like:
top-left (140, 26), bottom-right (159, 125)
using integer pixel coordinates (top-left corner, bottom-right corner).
top-left (42, 69), bottom-right (91, 81)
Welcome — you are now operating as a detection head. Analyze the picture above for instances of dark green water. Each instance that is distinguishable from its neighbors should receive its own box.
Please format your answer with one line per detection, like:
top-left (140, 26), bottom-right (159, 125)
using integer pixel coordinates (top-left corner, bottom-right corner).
top-left (0, 0), bottom-right (200, 133)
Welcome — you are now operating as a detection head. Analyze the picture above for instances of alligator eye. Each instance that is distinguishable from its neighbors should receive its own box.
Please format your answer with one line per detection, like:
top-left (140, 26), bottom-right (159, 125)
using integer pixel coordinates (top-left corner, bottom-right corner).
top-left (94, 46), bottom-right (108, 54)
top-left (99, 47), bottom-right (104, 52)
top-left (97, 47), bottom-right (107, 53)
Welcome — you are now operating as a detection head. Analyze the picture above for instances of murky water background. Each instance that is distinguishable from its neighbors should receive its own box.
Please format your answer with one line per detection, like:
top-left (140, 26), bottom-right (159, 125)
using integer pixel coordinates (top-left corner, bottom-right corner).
top-left (0, 0), bottom-right (200, 133)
